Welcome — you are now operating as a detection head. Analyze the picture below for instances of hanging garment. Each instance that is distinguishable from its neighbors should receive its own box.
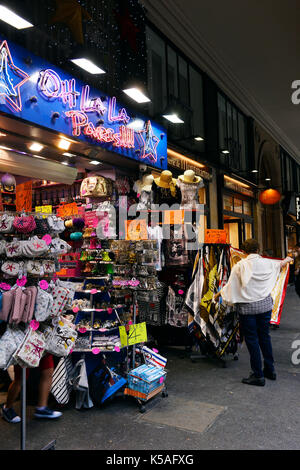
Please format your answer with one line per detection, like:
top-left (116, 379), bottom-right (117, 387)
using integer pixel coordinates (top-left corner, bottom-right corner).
top-left (147, 225), bottom-right (164, 271)
top-left (165, 286), bottom-right (188, 328)
top-left (229, 247), bottom-right (290, 326)
top-left (69, 359), bottom-right (93, 410)
top-left (51, 356), bottom-right (74, 404)
top-left (163, 226), bottom-right (190, 267)
top-left (184, 245), bottom-right (238, 357)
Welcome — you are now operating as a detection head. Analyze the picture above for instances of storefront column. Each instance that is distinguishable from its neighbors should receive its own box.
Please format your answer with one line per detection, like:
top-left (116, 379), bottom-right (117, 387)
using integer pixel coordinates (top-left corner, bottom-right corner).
top-left (209, 167), bottom-right (219, 229)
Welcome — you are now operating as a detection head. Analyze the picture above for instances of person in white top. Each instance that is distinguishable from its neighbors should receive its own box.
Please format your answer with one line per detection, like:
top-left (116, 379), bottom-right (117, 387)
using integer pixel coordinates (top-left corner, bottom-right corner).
top-left (214, 239), bottom-right (292, 386)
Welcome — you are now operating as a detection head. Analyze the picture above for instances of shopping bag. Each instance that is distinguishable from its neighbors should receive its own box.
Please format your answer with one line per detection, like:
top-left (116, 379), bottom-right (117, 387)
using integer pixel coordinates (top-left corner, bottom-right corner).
top-left (51, 356), bottom-right (73, 404)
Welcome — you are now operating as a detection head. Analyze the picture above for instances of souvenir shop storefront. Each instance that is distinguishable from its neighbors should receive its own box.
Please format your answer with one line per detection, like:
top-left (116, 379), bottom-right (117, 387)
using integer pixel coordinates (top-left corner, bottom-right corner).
top-left (222, 175), bottom-right (256, 250)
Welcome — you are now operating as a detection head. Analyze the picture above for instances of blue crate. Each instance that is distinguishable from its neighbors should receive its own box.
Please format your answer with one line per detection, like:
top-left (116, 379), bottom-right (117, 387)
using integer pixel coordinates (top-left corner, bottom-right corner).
top-left (127, 365), bottom-right (167, 395)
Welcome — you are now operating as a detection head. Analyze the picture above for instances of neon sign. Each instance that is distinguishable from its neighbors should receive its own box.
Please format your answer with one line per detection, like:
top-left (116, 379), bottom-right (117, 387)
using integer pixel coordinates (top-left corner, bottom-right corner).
top-left (0, 40), bottom-right (29, 112)
top-left (0, 38), bottom-right (167, 168)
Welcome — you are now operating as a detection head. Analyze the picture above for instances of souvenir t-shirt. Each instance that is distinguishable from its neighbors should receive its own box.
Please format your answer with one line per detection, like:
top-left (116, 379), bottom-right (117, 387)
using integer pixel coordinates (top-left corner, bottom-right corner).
top-left (147, 225), bottom-right (164, 271)
top-left (163, 226), bottom-right (189, 266)
top-left (176, 180), bottom-right (204, 209)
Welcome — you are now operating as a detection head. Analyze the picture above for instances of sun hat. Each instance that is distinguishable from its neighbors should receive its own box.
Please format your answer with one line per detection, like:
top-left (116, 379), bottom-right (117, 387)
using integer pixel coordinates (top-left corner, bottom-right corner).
top-left (178, 170), bottom-right (202, 184)
top-left (154, 170), bottom-right (177, 189)
top-left (140, 174), bottom-right (154, 192)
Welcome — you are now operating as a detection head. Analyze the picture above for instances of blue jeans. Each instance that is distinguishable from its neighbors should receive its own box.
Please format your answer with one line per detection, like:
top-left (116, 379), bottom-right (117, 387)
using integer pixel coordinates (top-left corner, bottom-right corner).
top-left (239, 311), bottom-right (274, 378)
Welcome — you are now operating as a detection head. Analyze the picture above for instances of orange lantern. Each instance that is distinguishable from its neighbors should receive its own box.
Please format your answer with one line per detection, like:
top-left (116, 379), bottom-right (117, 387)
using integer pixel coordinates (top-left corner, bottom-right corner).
top-left (259, 189), bottom-right (281, 205)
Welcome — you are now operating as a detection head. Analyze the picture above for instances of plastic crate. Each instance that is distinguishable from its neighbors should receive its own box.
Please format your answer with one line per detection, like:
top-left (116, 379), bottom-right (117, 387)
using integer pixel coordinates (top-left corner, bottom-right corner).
top-left (127, 365), bottom-right (167, 396)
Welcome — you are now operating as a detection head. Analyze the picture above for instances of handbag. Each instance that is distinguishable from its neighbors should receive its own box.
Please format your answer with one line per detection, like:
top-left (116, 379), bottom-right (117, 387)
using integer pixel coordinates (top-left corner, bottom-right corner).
top-left (0, 326), bottom-right (26, 369)
top-left (50, 237), bottom-right (71, 255)
top-left (0, 239), bottom-right (6, 255)
top-left (34, 287), bottom-right (53, 322)
top-left (5, 239), bottom-right (23, 258)
top-left (43, 316), bottom-right (77, 357)
top-left (34, 217), bottom-right (50, 235)
top-left (47, 216), bottom-right (65, 234)
top-left (22, 236), bottom-right (49, 258)
top-left (14, 327), bottom-right (46, 368)
top-left (0, 289), bottom-right (15, 321)
top-left (0, 214), bottom-right (14, 233)
top-left (56, 280), bottom-right (76, 308)
top-left (42, 259), bottom-right (56, 274)
top-left (13, 215), bottom-right (36, 234)
top-left (1, 261), bottom-right (23, 277)
top-left (80, 176), bottom-right (112, 198)
top-left (25, 260), bottom-right (43, 276)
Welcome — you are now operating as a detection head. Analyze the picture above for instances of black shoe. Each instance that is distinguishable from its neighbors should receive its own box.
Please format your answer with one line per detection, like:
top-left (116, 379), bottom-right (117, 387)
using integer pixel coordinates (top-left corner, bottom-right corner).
top-left (263, 369), bottom-right (277, 380)
top-left (242, 373), bottom-right (265, 386)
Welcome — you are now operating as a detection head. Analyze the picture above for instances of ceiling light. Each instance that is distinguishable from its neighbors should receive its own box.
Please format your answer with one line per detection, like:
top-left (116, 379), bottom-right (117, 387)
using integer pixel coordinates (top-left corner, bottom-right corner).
top-left (89, 160), bottom-right (102, 165)
top-left (0, 145), bottom-right (12, 151)
top-left (29, 142), bottom-right (43, 152)
top-left (252, 169), bottom-right (258, 173)
top-left (194, 136), bottom-right (204, 141)
top-left (162, 114), bottom-right (184, 124)
top-left (0, 5), bottom-right (33, 29)
top-left (61, 161), bottom-right (69, 166)
top-left (222, 150), bottom-right (230, 154)
top-left (0, 132), bottom-right (6, 137)
top-left (123, 88), bottom-right (150, 104)
top-left (63, 152), bottom-right (76, 157)
top-left (265, 178), bottom-right (271, 181)
top-left (58, 139), bottom-right (71, 150)
top-left (71, 58), bottom-right (105, 74)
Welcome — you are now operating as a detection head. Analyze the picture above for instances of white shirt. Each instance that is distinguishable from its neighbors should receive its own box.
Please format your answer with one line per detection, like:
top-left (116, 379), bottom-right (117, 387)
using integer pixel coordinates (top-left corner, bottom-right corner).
top-left (221, 254), bottom-right (281, 304)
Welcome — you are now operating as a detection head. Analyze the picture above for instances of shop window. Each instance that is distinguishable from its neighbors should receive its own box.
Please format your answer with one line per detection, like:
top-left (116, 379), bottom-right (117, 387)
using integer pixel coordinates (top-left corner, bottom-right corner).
top-left (223, 194), bottom-right (233, 212)
top-left (233, 197), bottom-right (243, 214)
top-left (243, 200), bottom-right (252, 216)
top-left (198, 187), bottom-right (206, 205)
top-left (245, 222), bottom-right (253, 240)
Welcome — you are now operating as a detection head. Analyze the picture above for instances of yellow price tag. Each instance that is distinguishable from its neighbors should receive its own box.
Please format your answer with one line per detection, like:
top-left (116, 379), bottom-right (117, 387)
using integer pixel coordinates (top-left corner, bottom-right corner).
top-left (35, 205), bottom-right (52, 218)
top-left (119, 322), bottom-right (148, 348)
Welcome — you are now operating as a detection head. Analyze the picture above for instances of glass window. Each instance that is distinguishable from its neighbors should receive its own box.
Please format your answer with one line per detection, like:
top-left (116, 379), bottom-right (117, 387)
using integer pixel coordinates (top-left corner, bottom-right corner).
top-left (245, 223), bottom-right (253, 239)
top-left (234, 197), bottom-right (243, 214)
top-left (178, 57), bottom-right (189, 106)
top-left (167, 46), bottom-right (178, 103)
top-left (243, 200), bottom-right (252, 216)
top-left (223, 195), bottom-right (233, 212)
top-left (146, 27), bottom-right (167, 115)
top-left (190, 67), bottom-right (204, 139)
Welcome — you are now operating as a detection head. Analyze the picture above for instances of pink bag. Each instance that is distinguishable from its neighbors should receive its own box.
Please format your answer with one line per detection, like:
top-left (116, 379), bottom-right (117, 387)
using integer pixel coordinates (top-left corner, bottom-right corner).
top-left (22, 286), bottom-right (37, 323)
top-left (1, 290), bottom-right (15, 322)
top-left (13, 216), bottom-right (36, 234)
top-left (10, 287), bottom-right (26, 324)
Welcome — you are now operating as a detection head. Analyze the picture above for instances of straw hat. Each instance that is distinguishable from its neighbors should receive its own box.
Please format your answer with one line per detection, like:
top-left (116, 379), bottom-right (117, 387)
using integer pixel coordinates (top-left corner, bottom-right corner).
top-left (178, 170), bottom-right (201, 184)
top-left (141, 174), bottom-right (154, 192)
top-left (154, 170), bottom-right (177, 189)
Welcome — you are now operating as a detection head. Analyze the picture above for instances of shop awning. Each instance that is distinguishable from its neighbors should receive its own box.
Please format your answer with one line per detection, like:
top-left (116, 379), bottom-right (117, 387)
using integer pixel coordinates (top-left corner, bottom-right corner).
top-left (0, 149), bottom-right (77, 184)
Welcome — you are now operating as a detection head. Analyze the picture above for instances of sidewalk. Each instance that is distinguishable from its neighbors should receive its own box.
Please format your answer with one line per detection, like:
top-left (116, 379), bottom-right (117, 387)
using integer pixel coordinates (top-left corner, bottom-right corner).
top-left (0, 286), bottom-right (300, 450)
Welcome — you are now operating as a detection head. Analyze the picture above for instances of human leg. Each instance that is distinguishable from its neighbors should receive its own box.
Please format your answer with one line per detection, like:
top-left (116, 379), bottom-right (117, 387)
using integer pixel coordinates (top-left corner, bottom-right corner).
top-left (239, 314), bottom-right (264, 379)
top-left (256, 311), bottom-right (276, 376)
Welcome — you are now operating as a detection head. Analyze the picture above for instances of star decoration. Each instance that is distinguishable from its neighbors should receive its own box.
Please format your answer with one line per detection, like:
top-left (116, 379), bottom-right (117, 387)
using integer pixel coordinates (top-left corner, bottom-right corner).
top-left (0, 40), bottom-right (29, 113)
top-left (50, 0), bottom-right (92, 45)
top-left (135, 120), bottom-right (159, 163)
top-left (115, 8), bottom-right (140, 52)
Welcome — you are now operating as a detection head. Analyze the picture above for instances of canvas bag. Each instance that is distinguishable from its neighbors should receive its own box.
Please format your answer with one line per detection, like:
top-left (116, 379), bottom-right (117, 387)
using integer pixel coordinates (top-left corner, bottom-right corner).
top-left (5, 239), bottom-right (23, 258)
top-left (47, 216), bottom-right (65, 234)
top-left (1, 261), bottom-right (23, 277)
top-left (13, 215), bottom-right (36, 234)
top-left (34, 287), bottom-right (54, 322)
top-left (22, 236), bottom-right (49, 258)
top-left (80, 176), bottom-right (112, 198)
top-left (0, 326), bottom-right (25, 369)
top-left (0, 214), bottom-right (14, 233)
top-left (43, 316), bottom-right (77, 357)
top-left (14, 327), bottom-right (46, 368)
top-left (48, 286), bottom-right (70, 317)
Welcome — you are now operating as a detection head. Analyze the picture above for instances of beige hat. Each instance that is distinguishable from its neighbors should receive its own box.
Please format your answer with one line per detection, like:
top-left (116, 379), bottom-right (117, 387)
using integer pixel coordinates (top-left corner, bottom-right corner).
top-left (154, 170), bottom-right (177, 189)
top-left (141, 174), bottom-right (154, 192)
top-left (178, 170), bottom-right (201, 184)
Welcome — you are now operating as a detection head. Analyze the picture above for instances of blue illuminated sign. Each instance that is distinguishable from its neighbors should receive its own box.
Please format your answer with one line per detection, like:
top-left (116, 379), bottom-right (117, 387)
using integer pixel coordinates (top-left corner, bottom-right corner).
top-left (0, 38), bottom-right (167, 169)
